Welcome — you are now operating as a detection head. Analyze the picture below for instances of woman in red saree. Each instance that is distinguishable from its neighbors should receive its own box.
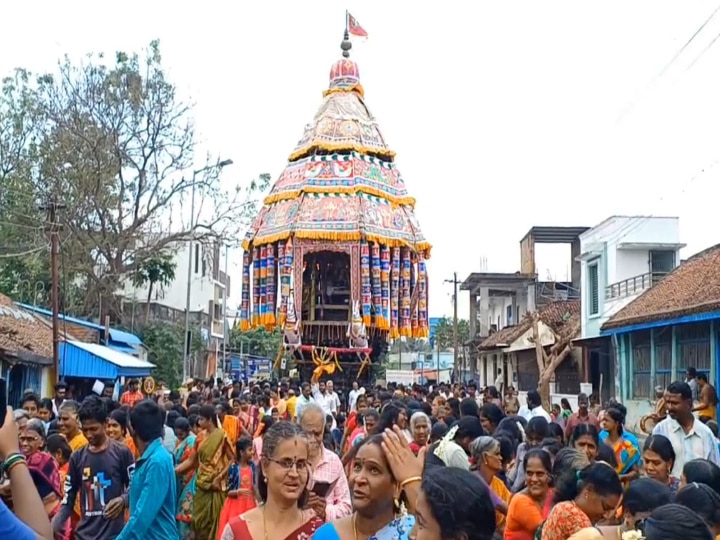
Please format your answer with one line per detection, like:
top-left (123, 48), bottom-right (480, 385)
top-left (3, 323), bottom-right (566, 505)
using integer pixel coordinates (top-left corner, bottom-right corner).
top-left (23, 419), bottom-right (69, 540)
top-left (219, 422), bottom-right (322, 540)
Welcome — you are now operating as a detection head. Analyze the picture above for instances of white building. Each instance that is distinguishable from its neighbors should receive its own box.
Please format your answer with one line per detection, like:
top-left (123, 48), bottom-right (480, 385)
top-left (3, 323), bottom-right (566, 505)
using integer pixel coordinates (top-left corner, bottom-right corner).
top-left (576, 216), bottom-right (684, 402)
top-left (122, 239), bottom-right (231, 359)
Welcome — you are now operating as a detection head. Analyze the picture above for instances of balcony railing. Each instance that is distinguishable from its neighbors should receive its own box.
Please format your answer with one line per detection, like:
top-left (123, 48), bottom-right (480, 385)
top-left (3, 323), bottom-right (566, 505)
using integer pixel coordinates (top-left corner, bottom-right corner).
top-left (605, 272), bottom-right (666, 301)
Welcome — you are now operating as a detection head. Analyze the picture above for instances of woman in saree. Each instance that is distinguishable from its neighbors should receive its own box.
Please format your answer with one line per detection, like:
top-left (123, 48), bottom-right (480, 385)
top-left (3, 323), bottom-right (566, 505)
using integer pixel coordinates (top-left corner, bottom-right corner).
top-left (314, 425), bottom-right (421, 540)
top-left (599, 408), bottom-right (640, 484)
top-left (540, 463), bottom-right (622, 540)
top-left (173, 417), bottom-right (198, 540)
top-left (468, 436), bottom-right (512, 533)
top-left (220, 421), bottom-right (322, 539)
top-left (504, 449), bottom-right (554, 540)
top-left (182, 405), bottom-right (235, 540)
top-left (22, 419), bottom-right (69, 540)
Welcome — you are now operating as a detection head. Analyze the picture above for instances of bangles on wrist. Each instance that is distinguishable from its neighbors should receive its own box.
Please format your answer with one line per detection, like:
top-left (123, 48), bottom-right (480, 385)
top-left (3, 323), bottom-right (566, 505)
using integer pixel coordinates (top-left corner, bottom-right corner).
top-left (399, 476), bottom-right (422, 490)
top-left (2, 453), bottom-right (27, 475)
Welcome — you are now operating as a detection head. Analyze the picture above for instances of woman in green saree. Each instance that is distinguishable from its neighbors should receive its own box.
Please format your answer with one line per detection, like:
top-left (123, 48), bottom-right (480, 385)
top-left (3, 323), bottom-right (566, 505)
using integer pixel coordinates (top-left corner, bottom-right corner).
top-left (188, 405), bottom-right (235, 540)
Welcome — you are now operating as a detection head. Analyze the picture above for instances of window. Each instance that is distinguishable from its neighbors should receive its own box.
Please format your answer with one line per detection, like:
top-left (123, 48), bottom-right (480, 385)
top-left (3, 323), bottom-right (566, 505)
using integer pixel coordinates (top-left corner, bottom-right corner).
top-left (194, 245), bottom-right (200, 274)
top-left (650, 250), bottom-right (675, 276)
top-left (506, 305), bottom-right (513, 325)
top-left (588, 263), bottom-right (599, 316)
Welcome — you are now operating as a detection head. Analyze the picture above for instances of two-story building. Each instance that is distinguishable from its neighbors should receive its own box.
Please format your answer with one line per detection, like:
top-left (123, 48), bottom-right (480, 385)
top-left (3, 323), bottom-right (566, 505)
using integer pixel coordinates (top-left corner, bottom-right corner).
top-left (600, 243), bottom-right (720, 431)
top-left (575, 216), bottom-right (684, 404)
top-left (461, 226), bottom-right (588, 386)
top-left (122, 239), bottom-right (231, 377)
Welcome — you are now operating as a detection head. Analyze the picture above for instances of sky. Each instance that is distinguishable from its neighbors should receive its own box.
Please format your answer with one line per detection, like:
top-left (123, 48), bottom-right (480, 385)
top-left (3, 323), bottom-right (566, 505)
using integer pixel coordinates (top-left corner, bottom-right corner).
top-left (3, 1), bottom-right (720, 320)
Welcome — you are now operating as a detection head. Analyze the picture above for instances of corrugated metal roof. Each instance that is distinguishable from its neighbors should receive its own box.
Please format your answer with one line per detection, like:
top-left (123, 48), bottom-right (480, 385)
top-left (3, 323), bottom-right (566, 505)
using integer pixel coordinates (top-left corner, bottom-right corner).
top-left (16, 302), bottom-right (144, 347)
top-left (60, 340), bottom-right (154, 379)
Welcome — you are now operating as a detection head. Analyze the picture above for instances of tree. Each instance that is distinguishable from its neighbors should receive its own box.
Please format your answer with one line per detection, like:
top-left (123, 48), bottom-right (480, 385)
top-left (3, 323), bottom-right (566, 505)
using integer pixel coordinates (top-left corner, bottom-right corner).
top-left (432, 317), bottom-right (470, 351)
top-left (228, 326), bottom-right (282, 358)
top-left (141, 321), bottom-right (205, 389)
top-left (530, 311), bottom-right (581, 411)
top-left (131, 252), bottom-right (177, 325)
top-left (0, 41), bottom-right (268, 320)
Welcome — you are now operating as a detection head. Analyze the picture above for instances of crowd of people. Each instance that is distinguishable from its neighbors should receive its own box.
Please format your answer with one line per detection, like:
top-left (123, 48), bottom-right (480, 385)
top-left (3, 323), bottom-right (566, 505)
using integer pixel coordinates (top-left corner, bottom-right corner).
top-left (0, 371), bottom-right (719, 540)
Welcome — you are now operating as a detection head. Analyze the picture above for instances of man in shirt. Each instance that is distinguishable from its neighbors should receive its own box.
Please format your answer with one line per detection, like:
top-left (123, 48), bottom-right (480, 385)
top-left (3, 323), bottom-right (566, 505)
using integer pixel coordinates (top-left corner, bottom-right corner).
top-left (53, 396), bottom-right (135, 540)
top-left (285, 389), bottom-right (298, 420)
top-left (325, 381), bottom-right (341, 416)
top-left (519, 389), bottom-right (552, 422)
top-left (652, 380), bottom-right (720, 477)
top-left (347, 381), bottom-right (361, 412)
top-left (52, 382), bottom-right (67, 416)
top-left (298, 403), bottom-right (352, 521)
top-left (564, 392), bottom-right (600, 440)
top-left (117, 400), bottom-right (177, 540)
top-left (295, 382), bottom-right (314, 421)
top-left (119, 380), bottom-right (144, 408)
top-left (686, 367), bottom-right (699, 402)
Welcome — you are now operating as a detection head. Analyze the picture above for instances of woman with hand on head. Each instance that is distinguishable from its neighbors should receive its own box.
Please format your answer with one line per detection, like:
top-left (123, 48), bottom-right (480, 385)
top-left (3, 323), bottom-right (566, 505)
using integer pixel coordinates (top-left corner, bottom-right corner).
top-left (313, 425), bottom-right (421, 540)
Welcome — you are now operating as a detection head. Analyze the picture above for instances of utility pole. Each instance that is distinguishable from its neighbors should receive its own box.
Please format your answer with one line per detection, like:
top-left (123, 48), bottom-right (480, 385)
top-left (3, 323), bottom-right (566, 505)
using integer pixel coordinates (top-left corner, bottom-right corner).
top-left (444, 272), bottom-right (461, 379)
top-left (39, 199), bottom-right (66, 382)
top-left (182, 159), bottom-right (234, 383)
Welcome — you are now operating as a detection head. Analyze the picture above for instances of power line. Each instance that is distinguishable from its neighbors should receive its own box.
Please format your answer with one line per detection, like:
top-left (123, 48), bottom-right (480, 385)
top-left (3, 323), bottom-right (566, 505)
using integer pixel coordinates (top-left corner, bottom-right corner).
top-left (617, 2), bottom-right (720, 123)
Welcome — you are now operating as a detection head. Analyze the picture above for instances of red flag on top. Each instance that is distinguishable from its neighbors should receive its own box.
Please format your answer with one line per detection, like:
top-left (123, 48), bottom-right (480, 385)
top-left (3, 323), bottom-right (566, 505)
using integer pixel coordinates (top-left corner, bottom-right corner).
top-left (347, 11), bottom-right (368, 39)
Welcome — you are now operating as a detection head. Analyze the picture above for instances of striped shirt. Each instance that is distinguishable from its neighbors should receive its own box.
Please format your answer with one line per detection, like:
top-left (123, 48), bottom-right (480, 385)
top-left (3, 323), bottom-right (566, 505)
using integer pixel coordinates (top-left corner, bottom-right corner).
top-left (652, 416), bottom-right (720, 477)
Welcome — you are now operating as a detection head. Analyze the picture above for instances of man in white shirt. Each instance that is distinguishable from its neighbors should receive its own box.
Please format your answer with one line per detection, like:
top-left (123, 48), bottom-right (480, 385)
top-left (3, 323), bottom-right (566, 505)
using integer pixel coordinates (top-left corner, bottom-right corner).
top-left (652, 380), bottom-right (720, 477)
top-left (494, 369), bottom-right (504, 395)
top-left (519, 389), bottom-right (552, 422)
top-left (348, 381), bottom-right (361, 412)
top-left (325, 381), bottom-right (341, 416)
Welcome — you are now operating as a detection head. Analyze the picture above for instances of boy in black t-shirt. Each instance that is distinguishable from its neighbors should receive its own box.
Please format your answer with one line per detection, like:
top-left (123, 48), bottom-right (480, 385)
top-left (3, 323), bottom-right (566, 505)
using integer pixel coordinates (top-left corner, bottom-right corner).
top-left (52, 396), bottom-right (134, 540)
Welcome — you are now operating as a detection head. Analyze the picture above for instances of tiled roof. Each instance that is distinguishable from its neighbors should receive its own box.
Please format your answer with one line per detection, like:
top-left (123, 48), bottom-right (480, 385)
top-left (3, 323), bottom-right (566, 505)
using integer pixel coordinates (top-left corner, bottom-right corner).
top-left (478, 300), bottom-right (580, 350)
top-left (0, 294), bottom-right (54, 359)
top-left (602, 244), bottom-right (720, 330)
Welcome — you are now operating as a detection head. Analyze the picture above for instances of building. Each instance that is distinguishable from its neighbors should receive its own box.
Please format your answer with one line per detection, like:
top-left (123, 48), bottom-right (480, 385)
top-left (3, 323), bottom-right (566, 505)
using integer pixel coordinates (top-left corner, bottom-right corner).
top-left (0, 295), bottom-right (55, 404)
top-left (476, 300), bottom-right (583, 406)
top-left (121, 239), bottom-right (231, 374)
top-left (461, 226), bottom-right (588, 381)
top-left (575, 216), bottom-right (684, 403)
top-left (601, 243), bottom-right (720, 431)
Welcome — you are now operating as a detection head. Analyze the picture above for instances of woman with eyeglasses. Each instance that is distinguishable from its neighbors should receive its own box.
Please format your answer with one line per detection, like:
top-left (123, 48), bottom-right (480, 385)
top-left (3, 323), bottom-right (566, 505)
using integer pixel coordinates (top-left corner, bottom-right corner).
top-left (20, 419), bottom-right (68, 538)
top-left (220, 421), bottom-right (322, 539)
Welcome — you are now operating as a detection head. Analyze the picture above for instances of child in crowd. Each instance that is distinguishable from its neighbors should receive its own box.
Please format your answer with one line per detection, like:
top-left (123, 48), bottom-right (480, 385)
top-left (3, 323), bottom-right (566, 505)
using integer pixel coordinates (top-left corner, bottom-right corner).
top-left (216, 437), bottom-right (257, 539)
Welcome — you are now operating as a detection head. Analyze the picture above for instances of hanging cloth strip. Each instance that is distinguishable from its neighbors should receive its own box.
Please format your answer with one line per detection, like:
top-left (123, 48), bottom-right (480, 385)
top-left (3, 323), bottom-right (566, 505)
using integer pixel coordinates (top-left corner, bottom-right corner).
top-left (252, 247), bottom-right (261, 327)
top-left (265, 244), bottom-right (277, 329)
top-left (390, 247), bottom-right (400, 339)
top-left (410, 253), bottom-right (419, 337)
top-left (259, 246), bottom-right (268, 325)
top-left (416, 254), bottom-right (429, 338)
top-left (380, 245), bottom-right (391, 331)
top-left (371, 243), bottom-right (385, 329)
top-left (240, 251), bottom-right (251, 330)
top-left (360, 238), bottom-right (372, 327)
top-left (277, 241), bottom-right (287, 326)
top-left (400, 248), bottom-right (412, 337)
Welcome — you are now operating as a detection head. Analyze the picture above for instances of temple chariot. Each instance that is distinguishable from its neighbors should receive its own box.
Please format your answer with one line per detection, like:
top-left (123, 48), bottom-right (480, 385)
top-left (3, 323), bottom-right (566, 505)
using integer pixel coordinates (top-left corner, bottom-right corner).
top-left (240, 27), bottom-right (431, 385)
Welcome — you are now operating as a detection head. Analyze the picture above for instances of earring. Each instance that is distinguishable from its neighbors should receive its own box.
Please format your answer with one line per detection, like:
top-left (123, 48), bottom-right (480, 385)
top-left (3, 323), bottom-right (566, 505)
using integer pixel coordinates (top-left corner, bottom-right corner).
top-left (393, 497), bottom-right (400, 513)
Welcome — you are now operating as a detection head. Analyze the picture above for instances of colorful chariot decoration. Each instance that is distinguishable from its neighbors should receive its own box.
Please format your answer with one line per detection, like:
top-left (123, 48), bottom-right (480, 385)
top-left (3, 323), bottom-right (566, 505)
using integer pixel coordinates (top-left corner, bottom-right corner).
top-left (240, 21), bottom-right (431, 383)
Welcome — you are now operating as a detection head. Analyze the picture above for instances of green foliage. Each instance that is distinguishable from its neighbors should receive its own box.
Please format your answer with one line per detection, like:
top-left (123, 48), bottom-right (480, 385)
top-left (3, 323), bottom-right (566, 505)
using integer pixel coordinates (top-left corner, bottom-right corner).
top-left (0, 40), bottom-right (268, 320)
top-left (131, 252), bottom-right (177, 325)
top-left (140, 321), bottom-right (204, 389)
top-left (433, 317), bottom-right (470, 351)
top-left (228, 326), bottom-right (282, 358)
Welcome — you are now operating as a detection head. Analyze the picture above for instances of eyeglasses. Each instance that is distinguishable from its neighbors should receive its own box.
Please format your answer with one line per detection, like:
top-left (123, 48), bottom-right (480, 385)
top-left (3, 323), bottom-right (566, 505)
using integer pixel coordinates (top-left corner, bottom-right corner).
top-left (19, 436), bottom-right (40, 443)
top-left (266, 457), bottom-right (310, 471)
